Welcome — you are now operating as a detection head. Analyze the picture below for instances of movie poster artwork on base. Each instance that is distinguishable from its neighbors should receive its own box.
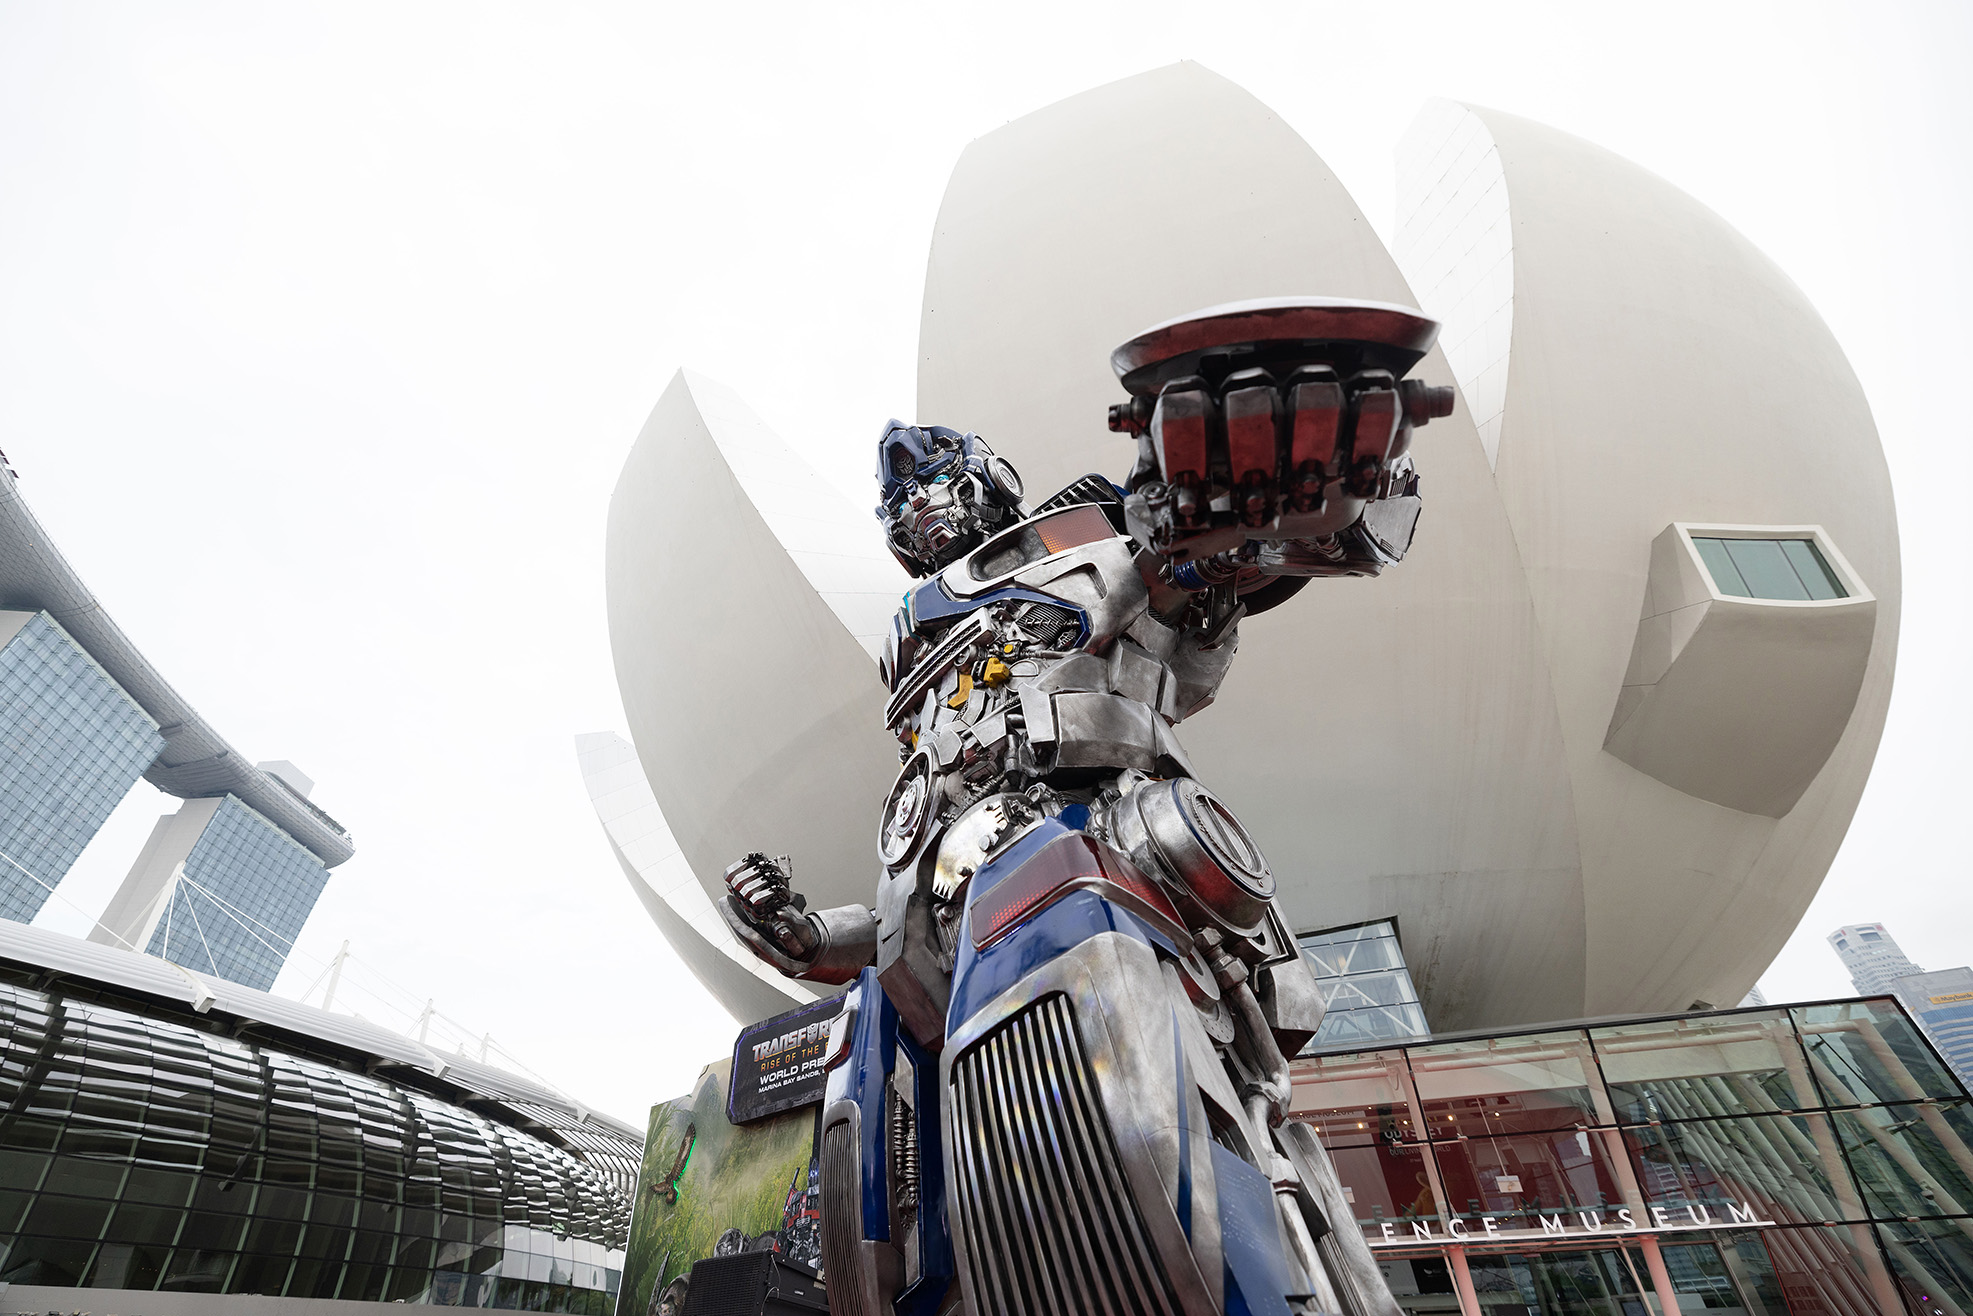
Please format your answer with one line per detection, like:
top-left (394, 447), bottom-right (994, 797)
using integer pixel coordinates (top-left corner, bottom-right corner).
top-left (616, 1057), bottom-right (822, 1316)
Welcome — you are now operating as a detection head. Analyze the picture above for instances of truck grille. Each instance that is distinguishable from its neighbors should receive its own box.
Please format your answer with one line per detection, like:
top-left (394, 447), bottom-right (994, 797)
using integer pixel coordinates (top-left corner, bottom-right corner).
top-left (819, 1120), bottom-right (875, 1316)
top-left (948, 995), bottom-right (1180, 1316)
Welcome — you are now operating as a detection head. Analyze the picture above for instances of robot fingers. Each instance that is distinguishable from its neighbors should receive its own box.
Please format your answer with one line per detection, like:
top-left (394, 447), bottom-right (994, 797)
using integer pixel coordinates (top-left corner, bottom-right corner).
top-left (739, 877), bottom-right (792, 914)
top-left (724, 853), bottom-right (794, 911)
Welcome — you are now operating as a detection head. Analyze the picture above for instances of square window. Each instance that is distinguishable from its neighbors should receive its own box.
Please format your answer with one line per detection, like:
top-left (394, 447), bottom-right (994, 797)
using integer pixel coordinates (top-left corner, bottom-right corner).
top-left (105, 1201), bottom-right (184, 1246)
top-left (2, 1235), bottom-right (99, 1286)
top-left (1592, 1011), bottom-right (1819, 1119)
top-left (1625, 1113), bottom-right (1858, 1224)
top-left (1793, 1000), bottom-right (1960, 1103)
top-left (21, 1193), bottom-right (115, 1240)
top-left (1691, 535), bottom-right (1849, 601)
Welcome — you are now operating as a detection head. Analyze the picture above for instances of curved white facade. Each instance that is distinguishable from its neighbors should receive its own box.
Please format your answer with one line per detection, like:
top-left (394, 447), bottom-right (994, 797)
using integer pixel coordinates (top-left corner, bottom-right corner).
top-left (576, 730), bottom-right (819, 1021)
top-left (1395, 99), bottom-right (1514, 471)
top-left (606, 66), bottom-right (1897, 1030)
top-left (1398, 102), bottom-right (1899, 1020)
top-left (605, 370), bottom-right (906, 938)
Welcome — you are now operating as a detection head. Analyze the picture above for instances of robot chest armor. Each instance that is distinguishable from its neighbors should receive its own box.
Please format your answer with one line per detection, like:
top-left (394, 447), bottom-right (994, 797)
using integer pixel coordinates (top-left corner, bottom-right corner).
top-left (881, 503), bottom-right (1153, 727)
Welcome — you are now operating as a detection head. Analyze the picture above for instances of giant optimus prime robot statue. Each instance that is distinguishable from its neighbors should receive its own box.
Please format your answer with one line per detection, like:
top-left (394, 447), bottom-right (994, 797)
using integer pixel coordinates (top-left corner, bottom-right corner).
top-left (720, 298), bottom-right (1454, 1316)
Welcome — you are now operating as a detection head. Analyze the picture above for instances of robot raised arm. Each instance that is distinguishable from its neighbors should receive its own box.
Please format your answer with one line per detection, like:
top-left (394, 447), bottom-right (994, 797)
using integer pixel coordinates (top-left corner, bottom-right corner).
top-left (718, 853), bottom-right (877, 986)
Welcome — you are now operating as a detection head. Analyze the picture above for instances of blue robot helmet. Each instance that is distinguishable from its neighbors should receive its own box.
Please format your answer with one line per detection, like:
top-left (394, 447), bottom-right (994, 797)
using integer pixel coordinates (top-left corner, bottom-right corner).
top-left (876, 421), bottom-right (967, 506)
top-left (873, 419), bottom-right (1026, 576)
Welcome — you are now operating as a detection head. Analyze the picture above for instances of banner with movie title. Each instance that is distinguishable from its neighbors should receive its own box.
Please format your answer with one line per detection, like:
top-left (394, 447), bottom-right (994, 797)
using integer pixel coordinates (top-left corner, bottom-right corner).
top-left (728, 995), bottom-right (845, 1125)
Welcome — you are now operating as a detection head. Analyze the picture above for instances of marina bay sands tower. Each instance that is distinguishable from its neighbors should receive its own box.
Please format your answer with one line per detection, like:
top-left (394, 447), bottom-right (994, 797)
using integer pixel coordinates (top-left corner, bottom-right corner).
top-left (0, 459), bottom-right (353, 990)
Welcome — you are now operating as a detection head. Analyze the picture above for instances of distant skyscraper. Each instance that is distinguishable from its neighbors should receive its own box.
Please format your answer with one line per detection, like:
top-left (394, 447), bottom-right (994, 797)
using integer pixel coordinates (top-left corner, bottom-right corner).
top-left (93, 791), bottom-right (330, 991)
top-left (0, 610), bottom-right (163, 922)
top-left (1892, 967), bottom-right (1973, 1090)
top-left (1829, 923), bottom-right (1973, 1092)
top-left (1829, 923), bottom-right (1925, 995)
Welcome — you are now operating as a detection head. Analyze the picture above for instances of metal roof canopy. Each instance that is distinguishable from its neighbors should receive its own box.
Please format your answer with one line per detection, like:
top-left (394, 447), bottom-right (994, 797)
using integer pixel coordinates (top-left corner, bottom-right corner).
top-left (0, 919), bottom-right (641, 1145)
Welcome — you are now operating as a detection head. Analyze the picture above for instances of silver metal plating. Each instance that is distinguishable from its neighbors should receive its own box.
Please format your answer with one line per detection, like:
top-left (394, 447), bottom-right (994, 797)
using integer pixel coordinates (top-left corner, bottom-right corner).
top-left (1114, 777), bottom-right (1276, 936)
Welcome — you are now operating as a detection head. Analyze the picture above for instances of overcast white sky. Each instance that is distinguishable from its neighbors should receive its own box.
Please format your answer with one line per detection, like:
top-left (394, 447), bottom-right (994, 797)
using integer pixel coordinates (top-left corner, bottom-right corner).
top-left (2, 2), bottom-right (1968, 1123)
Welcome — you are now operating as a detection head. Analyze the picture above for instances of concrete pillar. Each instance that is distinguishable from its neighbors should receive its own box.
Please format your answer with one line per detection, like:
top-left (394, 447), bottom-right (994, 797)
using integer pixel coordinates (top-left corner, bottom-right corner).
top-left (1446, 1245), bottom-right (1482, 1316)
top-left (91, 797), bottom-right (224, 953)
top-left (1639, 1235), bottom-right (1684, 1315)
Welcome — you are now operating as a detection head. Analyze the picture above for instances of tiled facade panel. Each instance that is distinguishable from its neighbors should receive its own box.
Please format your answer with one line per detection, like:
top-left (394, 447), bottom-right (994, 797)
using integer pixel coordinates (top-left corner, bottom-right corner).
top-left (145, 796), bottom-right (329, 991)
top-left (0, 613), bottom-right (162, 922)
top-left (0, 982), bottom-right (631, 1311)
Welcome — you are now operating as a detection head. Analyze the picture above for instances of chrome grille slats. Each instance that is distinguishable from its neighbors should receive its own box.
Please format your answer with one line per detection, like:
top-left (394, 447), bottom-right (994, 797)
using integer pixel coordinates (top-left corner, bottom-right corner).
top-left (1039, 1001), bottom-right (1177, 1314)
top-left (990, 1012), bottom-right (1079, 1313)
top-left (1006, 1008), bottom-right (1116, 1316)
top-left (951, 1073), bottom-right (1019, 1313)
top-left (955, 1018), bottom-right (1048, 1316)
top-left (950, 995), bottom-right (1181, 1316)
top-left (1036, 1002), bottom-right (1169, 1315)
top-left (956, 1055), bottom-right (1035, 1313)
top-left (980, 1028), bottom-right (1060, 1312)
top-left (820, 1120), bottom-right (875, 1316)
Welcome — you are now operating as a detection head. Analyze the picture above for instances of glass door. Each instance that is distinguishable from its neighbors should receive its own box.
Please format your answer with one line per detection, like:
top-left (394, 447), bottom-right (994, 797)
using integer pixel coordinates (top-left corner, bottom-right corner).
top-left (1383, 1241), bottom-right (1782, 1316)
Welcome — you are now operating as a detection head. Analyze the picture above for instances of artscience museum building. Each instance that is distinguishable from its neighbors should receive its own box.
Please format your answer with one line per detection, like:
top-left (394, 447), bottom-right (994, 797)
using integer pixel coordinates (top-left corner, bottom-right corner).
top-left (586, 60), bottom-right (1927, 1316)
top-left (596, 63), bottom-right (1898, 1037)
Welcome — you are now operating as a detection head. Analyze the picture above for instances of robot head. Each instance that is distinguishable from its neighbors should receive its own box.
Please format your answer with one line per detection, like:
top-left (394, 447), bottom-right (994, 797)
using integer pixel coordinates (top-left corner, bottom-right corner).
top-left (874, 419), bottom-right (1026, 575)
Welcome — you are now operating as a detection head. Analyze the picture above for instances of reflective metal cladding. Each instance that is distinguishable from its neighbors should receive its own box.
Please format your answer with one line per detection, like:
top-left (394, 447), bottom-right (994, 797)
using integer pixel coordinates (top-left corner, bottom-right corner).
top-left (0, 921), bottom-right (640, 1310)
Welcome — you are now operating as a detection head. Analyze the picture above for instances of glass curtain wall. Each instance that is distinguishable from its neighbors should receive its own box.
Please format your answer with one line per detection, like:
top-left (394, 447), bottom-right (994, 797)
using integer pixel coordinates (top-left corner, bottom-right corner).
top-left (1290, 998), bottom-right (1973, 1316)
top-left (0, 612), bottom-right (163, 923)
top-left (144, 796), bottom-right (330, 992)
top-left (1298, 921), bottom-right (1430, 1050)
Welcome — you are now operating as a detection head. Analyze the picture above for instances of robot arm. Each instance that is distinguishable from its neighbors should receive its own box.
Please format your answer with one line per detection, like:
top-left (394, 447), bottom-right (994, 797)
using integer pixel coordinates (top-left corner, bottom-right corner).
top-left (719, 853), bottom-right (878, 985)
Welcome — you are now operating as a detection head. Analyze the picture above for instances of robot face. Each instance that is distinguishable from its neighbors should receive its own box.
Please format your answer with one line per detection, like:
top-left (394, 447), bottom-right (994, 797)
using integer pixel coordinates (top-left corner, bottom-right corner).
top-left (874, 420), bottom-right (1025, 575)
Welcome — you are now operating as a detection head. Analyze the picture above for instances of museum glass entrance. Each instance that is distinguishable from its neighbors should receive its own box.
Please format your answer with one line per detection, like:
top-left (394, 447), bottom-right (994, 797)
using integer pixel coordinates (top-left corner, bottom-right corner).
top-left (1289, 997), bottom-right (1973, 1316)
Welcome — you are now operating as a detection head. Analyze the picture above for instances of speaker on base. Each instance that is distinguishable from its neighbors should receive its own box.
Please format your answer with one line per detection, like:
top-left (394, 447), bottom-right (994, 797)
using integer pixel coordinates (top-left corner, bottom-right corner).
top-left (681, 1252), bottom-right (827, 1316)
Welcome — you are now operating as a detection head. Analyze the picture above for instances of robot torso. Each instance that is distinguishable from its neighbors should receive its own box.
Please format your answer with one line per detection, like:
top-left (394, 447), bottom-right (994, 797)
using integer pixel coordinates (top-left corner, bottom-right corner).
top-left (877, 483), bottom-right (1237, 795)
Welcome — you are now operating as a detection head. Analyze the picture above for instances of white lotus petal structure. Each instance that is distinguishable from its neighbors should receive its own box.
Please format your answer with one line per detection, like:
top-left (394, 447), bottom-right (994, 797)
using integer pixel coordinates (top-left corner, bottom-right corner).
top-left (598, 65), bottom-right (1897, 1031)
top-left (597, 371), bottom-right (907, 1019)
top-left (576, 730), bottom-right (823, 1021)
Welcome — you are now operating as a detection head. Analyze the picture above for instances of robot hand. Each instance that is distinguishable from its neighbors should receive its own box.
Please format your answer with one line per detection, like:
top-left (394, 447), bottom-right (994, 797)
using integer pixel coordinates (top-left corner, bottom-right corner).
top-left (722, 852), bottom-right (821, 963)
top-left (1105, 300), bottom-right (1451, 571)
